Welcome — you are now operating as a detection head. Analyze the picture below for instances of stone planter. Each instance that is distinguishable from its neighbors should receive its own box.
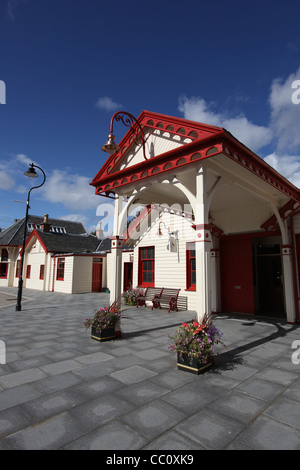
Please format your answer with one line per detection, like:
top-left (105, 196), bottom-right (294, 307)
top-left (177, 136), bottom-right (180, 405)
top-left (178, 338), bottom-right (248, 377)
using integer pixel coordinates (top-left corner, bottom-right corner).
top-left (177, 352), bottom-right (213, 374)
top-left (91, 326), bottom-right (115, 342)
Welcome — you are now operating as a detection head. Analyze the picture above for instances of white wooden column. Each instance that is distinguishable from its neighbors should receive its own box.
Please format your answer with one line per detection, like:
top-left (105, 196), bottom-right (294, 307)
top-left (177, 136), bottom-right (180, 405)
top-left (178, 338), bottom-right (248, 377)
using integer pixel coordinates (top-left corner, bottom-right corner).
top-left (110, 195), bottom-right (123, 308)
top-left (194, 165), bottom-right (212, 322)
top-left (281, 244), bottom-right (296, 323)
top-left (271, 204), bottom-right (297, 323)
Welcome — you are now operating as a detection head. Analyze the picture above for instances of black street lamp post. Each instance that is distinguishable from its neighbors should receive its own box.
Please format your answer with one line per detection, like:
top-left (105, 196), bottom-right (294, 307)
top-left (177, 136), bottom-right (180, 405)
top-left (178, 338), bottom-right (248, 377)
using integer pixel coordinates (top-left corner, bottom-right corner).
top-left (16, 163), bottom-right (46, 311)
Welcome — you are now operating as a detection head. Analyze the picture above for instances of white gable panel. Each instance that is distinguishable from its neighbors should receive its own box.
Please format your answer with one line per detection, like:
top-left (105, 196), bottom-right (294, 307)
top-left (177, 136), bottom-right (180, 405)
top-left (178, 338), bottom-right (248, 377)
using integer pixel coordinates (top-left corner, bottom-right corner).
top-left (114, 129), bottom-right (193, 173)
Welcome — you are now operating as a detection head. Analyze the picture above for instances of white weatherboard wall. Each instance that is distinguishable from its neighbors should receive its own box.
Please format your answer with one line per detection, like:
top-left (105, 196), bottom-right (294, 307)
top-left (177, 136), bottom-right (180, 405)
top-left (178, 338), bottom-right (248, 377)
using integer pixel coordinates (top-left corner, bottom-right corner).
top-left (52, 256), bottom-right (74, 293)
top-left (52, 256), bottom-right (95, 294)
top-left (130, 212), bottom-right (203, 312)
top-left (12, 239), bottom-right (47, 290)
top-left (72, 256), bottom-right (93, 294)
top-left (23, 239), bottom-right (46, 290)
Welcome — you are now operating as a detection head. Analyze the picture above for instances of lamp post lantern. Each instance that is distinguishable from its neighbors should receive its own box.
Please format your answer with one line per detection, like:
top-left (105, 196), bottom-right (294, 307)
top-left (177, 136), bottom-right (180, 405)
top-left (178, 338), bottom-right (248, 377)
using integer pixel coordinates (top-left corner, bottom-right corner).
top-left (16, 163), bottom-right (46, 311)
top-left (101, 111), bottom-right (148, 160)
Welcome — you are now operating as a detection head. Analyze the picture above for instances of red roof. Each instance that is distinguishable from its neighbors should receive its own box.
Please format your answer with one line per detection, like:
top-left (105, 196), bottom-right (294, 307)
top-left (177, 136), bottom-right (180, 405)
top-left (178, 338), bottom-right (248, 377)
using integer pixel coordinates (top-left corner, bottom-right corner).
top-left (90, 110), bottom-right (224, 190)
top-left (90, 110), bottom-right (300, 202)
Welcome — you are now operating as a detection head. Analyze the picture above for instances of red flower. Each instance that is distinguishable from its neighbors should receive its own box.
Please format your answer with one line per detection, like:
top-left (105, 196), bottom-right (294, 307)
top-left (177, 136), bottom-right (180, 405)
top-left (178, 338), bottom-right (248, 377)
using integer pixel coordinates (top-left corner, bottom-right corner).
top-left (194, 324), bottom-right (205, 334)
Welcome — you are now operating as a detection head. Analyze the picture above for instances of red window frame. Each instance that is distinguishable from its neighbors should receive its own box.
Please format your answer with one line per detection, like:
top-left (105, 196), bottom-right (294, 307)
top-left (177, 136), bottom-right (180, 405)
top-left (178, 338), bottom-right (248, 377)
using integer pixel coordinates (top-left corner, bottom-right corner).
top-left (56, 258), bottom-right (65, 281)
top-left (138, 246), bottom-right (155, 287)
top-left (40, 265), bottom-right (45, 280)
top-left (26, 265), bottom-right (31, 279)
top-left (0, 249), bottom-right (8, 278)
top-left (16, 260), bottom-right (21, 278)
top-left (186, 242), bottom-right (196, 290)
top-left (1, 249), bottom-right (8, 261)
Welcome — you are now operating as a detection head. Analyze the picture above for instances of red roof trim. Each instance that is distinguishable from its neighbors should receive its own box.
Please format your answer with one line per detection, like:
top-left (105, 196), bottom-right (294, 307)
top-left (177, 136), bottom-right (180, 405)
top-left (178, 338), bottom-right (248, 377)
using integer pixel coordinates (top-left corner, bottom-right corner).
top-left (91, 110), bottom-right (300, 202)
top-left (90, 110), bottom-right (224, 186)
top-left (21, 229), bottom-right (49, 255)
top-left (91, 131), bottom-right (224, 194)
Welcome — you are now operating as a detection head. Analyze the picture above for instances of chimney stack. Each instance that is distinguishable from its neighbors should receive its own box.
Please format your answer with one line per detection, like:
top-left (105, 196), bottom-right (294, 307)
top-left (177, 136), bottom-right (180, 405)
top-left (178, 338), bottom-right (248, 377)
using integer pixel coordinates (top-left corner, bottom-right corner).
top-left (96, 221), bottom-right (104, 239)
top-left (41, 214), bottom-right (50, 232)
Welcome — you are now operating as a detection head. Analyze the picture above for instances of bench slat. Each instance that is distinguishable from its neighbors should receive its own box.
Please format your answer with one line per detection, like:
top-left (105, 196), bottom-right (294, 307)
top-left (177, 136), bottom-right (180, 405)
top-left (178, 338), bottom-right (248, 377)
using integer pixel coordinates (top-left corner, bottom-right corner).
top-left (136, 287), bottom-right (187, 312)
top-left (136, 287), bottom-right (163, 307)
top-left (151, 288), bottom-right (180, 313)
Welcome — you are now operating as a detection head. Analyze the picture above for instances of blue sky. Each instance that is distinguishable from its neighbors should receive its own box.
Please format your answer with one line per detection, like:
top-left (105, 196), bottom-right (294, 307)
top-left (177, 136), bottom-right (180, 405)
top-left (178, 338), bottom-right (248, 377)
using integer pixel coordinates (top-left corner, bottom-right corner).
top-left (1, 0), bottom-right (300, 234)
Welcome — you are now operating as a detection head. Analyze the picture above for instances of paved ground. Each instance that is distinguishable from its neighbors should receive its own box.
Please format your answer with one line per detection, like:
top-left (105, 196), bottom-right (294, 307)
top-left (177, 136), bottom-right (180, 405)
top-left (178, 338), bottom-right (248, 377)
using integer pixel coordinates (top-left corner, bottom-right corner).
top-left (0, 286), bottom-right (300, 450)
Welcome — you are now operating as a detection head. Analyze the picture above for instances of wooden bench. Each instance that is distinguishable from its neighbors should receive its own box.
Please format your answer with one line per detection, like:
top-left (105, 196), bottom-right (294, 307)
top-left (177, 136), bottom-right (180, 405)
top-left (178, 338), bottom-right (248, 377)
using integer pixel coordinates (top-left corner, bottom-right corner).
top-left (151, 288), bottom-right (181, 313)
top-left (136, 287), bottom-right (188, 313)
top-left (136, 287), bottom-right (163, 308)
top-left (176, 296), bottom-right (188, 311)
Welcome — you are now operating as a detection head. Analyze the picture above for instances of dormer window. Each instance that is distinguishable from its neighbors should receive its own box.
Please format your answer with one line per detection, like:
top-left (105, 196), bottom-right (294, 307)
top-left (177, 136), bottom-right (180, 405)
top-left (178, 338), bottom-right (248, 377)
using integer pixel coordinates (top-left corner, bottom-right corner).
top-left (27, 223), bottom-right (41, 231)
top-left (50, 226), bottom-right (66, 234)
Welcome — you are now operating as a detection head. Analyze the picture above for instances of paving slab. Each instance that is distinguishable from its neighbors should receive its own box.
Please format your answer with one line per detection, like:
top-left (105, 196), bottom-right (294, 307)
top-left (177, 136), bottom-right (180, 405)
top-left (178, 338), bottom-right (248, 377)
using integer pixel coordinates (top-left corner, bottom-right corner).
top-left (174, 408), bottom-right (246, 450)
top-left (0, 286), bottom-right (300, 450)
top-left (63, 420), bottom-right (150, 450)
top-left (236, 415), bottom-right (300, 450)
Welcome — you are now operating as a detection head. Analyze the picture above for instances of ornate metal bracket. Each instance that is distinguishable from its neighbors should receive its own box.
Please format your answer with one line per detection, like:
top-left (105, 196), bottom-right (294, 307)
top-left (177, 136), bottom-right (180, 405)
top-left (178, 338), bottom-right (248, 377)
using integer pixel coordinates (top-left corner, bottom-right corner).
top-left (102, 111), bottom-right (148, 160)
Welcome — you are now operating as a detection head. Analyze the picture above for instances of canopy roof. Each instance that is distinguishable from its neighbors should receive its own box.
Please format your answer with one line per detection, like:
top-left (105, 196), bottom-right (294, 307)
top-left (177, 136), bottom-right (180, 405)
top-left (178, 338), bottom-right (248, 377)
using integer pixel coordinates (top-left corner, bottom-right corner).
top-left (90, 110), bottom-right (300, 205)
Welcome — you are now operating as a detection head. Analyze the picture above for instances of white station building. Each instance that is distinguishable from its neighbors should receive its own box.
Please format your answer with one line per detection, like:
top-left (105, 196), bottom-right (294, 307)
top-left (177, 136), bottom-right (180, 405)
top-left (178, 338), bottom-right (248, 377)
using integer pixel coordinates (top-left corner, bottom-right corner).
top-left (91, 110), bottom-right (300, 324)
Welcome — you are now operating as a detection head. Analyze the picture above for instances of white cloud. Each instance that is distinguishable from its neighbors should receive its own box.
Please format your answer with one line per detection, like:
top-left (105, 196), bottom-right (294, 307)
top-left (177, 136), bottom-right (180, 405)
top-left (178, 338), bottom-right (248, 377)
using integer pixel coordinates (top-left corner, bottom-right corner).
top-left (178, 95), bottom-right (273, 152)
top-left (6, 0), bottom-right (25, 21)
top-left (15, 153), bottom-right (32, 166)
top-left (263, 69), bottom-right (300, 188)
top-left (95, 96), bottom-right (122, 112)
top-left (41, 169), bottom-right (99, 211)
top-left (264, 153), bottom-right (300, 189)
top-left (0, 171), bottom-right (14, 190)
top-left (59, 213), bottom-right (88, 223)
top-left (178, 68), bottom-right (300, 189)
top-left (0, 153), bottom-right (42, 192)
top-left (269, 67), bottom-right (300, 153)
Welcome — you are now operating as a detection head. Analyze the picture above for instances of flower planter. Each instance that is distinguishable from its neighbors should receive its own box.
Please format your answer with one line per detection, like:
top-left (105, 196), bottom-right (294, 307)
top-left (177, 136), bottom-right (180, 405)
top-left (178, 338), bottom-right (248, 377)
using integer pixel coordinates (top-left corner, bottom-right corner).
top-left (177, 353), bottom-right (213, 375)
top-left (91, 326), bottom-right (115, 342)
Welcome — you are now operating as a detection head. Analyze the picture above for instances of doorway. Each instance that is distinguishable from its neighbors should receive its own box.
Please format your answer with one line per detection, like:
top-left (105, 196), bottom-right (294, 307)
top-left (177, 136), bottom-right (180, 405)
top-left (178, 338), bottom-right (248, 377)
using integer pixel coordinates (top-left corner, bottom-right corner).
top-left (220, 237), bottom-right (255, 314)
top-left (220, 235), bottom-right (286, 318)
top-left (252, 238), bottom-right (285, 318)
top-left (123, 262), bottom-right (133, 292)
top-left (92, 258), bottom-right (103, 292)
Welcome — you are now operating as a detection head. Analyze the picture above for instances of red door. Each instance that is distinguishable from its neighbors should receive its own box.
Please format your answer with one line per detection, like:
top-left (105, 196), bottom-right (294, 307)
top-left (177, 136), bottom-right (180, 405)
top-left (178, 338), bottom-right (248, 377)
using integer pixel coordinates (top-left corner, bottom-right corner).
top-left (220, 237), bottom-right (255, 314)
top-left (92, 261), bottom-right (102, 292)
